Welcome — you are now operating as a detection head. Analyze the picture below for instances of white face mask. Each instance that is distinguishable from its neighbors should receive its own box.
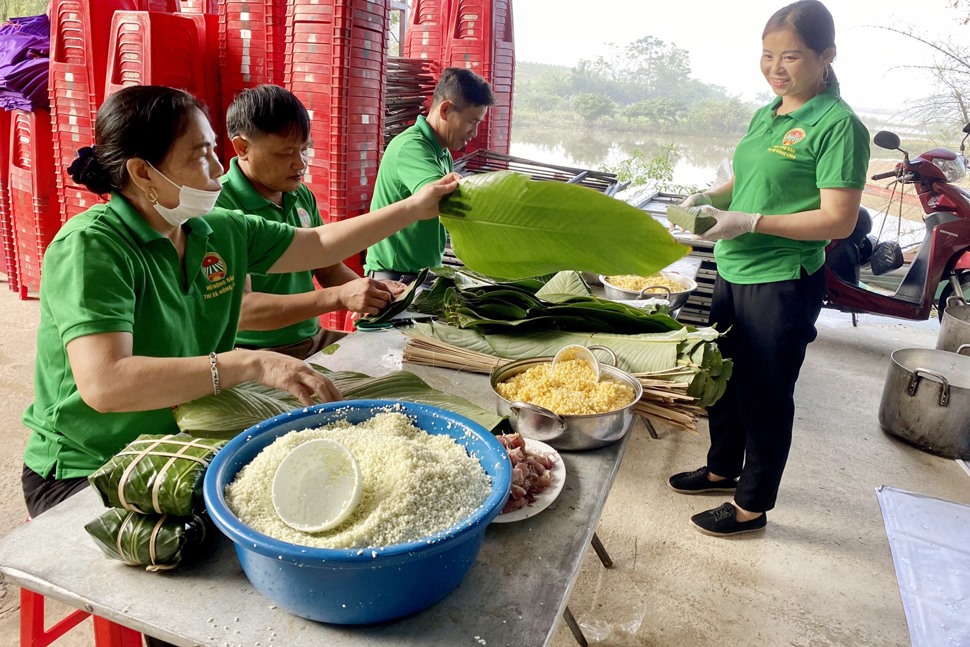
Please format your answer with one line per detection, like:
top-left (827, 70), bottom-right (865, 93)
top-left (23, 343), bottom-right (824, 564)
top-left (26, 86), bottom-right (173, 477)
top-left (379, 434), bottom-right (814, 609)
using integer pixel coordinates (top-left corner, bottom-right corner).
top-left (147, 163), bottom-right (221, 227)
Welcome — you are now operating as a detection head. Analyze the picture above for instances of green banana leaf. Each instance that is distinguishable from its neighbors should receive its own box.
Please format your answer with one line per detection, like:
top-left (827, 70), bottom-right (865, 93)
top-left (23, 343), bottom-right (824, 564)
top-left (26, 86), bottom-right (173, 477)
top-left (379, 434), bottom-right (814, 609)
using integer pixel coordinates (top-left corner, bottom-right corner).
top-left (666, 205), bottom-right (717, 235)
top-left (410, 322), bottom-right (683, 373)
top-left (430, 266), bottom-right (551, 291)
top-left (174, 369), bottom-right (510, 439)
top-left (421, 274), bottom-right (678, 334)
top-left (534, 271), bottom-right (590, 303)
top-left (355, 267), bottom-right (430, 329)
top-left (408, 321), bottom-right (731, 408)
top-left (439, 171), bottom-right (689, 279)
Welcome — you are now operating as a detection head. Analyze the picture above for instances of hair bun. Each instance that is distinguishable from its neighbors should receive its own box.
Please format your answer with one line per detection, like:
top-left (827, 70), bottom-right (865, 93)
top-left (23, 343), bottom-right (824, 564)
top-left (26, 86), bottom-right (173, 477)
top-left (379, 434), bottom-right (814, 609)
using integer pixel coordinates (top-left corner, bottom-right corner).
top-left (67, 146), bottom-right (114, 195)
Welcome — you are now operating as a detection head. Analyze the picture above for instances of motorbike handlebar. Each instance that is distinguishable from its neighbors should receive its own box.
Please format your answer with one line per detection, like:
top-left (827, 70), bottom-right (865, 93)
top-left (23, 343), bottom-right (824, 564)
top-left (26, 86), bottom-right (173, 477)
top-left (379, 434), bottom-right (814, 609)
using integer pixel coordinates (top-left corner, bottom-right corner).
top-left (870, 170), bottom-right (897, 180)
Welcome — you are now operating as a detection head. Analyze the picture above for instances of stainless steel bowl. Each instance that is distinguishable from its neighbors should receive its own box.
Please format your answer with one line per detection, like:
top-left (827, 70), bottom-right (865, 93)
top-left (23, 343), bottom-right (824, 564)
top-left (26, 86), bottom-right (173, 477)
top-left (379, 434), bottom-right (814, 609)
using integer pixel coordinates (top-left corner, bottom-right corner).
top-left (490, 357), bottom-right (643, 451)
top-left (599, 272), bottom-right (697, 310)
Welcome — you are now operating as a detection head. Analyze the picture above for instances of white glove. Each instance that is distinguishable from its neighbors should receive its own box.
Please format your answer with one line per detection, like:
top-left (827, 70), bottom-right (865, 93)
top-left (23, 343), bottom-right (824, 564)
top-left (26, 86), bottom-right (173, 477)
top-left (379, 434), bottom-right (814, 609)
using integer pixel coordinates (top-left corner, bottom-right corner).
top-left (680, 193), bottom-right (712, 208)
top-left (698, 206), bottom-right (762, 242)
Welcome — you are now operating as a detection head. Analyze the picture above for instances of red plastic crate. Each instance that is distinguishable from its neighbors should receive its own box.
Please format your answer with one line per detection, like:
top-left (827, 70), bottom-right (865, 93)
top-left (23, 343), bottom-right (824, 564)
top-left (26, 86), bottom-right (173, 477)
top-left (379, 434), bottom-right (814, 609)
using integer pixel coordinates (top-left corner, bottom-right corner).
top-left (7, 110), bottom-right (62, 297)
top-left (50, 1), bottom-right (152, 106)
top-left (285, 0), bottom-right (388, 219)
top-left (0, 109), bottom-right (17, 292)
top-left (403, 0), bottom-right (446, 61)
top-left (104, 12), bottom-right (208, 99)
top-left (179, 0), bottom-right (218, 12)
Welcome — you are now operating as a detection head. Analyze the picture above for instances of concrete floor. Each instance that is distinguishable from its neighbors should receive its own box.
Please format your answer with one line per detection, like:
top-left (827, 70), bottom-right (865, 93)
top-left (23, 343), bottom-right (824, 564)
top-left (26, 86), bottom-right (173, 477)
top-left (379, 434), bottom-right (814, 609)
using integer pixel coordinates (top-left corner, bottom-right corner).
top-left (0, 284), bottom-right (966, 646)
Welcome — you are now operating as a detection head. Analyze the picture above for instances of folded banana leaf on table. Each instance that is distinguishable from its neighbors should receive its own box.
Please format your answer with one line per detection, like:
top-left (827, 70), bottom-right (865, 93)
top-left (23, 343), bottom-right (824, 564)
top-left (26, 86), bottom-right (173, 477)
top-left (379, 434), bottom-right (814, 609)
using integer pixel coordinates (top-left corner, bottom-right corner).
top-left (174, 369), bottom-right (511, 440)
top-left (355, 267), bottom-right (430, 330)
top-left (87, 434), bottom-right (226, 517)
top-left (438, 171), bottom-right (689, 279)
top-left (411, 270), bottom-right (679, 334)
top-left (406, 321), bottom-right (731, 409)
top-left (84, 507), bottom-right (210, 571)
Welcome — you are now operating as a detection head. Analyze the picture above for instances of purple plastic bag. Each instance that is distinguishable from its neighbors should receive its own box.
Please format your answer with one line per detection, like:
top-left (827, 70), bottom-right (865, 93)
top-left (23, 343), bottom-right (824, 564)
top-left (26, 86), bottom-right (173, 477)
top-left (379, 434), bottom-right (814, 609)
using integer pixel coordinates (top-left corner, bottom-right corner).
top-left (0, 14), bottom-right (50, 111)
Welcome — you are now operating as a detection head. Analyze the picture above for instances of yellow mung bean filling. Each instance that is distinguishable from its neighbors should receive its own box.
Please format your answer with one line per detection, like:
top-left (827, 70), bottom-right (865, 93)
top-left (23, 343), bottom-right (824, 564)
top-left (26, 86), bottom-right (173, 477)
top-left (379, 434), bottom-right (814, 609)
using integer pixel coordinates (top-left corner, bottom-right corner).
top-left (497, 359), bottom-right (636, 415)
top-left (606, 273), bottom-right (686, 293)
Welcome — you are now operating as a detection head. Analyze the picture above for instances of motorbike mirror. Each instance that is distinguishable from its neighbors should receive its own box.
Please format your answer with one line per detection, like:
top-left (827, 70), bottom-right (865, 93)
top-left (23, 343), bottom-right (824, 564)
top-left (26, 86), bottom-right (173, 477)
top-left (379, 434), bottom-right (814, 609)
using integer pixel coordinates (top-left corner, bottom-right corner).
top-left (873, 131), bottom-right (901, 150)
top-left (962, 123), bottom-right (970, 134)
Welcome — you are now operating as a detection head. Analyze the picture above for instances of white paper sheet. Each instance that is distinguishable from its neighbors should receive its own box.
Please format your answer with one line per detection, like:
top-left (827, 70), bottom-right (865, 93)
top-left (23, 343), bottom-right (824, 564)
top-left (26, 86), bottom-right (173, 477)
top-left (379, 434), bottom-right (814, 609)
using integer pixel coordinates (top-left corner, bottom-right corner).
top-left (876, 486), bottom-right (970, 647)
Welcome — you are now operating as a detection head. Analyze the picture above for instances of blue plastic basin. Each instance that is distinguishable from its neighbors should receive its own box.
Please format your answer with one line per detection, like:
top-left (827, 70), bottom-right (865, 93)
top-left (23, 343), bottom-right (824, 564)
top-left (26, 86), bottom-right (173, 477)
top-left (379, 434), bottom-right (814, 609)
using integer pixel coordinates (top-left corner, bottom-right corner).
top-left (203, 400), bottom-right (512, 624)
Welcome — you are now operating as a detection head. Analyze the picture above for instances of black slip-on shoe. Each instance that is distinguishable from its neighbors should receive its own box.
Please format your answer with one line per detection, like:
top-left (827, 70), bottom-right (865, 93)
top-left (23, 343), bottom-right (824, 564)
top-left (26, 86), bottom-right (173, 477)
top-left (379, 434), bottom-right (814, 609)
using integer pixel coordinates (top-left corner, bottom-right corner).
top-left (690, 502), bottom-right (767, 537)
top-left (668, 466), bottom-right (738, 494)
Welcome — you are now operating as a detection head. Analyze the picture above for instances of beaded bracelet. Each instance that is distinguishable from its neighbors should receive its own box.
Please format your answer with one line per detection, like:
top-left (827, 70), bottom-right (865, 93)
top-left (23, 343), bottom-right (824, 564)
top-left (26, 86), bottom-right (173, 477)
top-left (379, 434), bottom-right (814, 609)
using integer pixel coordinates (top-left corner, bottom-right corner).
top-left (208, 352), bottom-right (221, 396)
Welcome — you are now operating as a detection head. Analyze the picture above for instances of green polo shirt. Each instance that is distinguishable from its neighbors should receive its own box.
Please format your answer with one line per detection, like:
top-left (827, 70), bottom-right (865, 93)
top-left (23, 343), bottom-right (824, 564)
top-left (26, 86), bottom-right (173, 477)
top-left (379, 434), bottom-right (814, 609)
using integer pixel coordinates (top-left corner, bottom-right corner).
top-left (217, 158), bottom-right (323, 347)
top-left (22, 193), bottom-right (294, 479)
top-left (716, 81), bottom-right (870, 284)
top-left (364, 115), bottom-right (453, 274)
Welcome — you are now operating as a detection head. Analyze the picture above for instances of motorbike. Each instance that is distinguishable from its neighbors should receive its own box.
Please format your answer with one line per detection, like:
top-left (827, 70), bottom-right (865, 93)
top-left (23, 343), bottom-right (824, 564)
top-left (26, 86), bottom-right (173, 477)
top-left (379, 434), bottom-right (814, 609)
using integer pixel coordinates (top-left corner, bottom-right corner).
top-left (824, 123), bottom-right (970, 324)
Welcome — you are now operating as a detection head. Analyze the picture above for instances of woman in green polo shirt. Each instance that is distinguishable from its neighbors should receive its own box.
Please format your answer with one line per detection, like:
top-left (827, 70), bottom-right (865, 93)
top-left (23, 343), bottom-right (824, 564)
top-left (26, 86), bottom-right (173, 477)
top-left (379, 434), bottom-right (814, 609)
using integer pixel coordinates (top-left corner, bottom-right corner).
top-left (667, 0), bottom-right (870, 536)
top-left (21, 85), bottom-right (458, 518)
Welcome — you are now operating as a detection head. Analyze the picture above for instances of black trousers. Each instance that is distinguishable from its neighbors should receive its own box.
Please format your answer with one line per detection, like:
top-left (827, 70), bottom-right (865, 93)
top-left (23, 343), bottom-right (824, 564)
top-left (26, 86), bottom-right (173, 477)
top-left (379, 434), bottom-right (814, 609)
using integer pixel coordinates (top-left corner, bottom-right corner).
top-left (22, 463), bottom-right (89, 518)
top-left (706, 267), bottom-right (825, 512)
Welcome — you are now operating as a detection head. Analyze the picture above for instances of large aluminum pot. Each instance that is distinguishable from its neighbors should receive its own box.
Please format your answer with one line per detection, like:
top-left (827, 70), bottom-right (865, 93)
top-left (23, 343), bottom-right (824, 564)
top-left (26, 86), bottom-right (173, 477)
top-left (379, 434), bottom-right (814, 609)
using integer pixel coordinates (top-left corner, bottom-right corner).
top-left (937, 296), bottom-right (970, 353)
top-left (490, 355), bottom-right (643, 451)
top-left (878, 346), bottom-right (970, 459)
top-left (600, 272), bottom-right (697, 310)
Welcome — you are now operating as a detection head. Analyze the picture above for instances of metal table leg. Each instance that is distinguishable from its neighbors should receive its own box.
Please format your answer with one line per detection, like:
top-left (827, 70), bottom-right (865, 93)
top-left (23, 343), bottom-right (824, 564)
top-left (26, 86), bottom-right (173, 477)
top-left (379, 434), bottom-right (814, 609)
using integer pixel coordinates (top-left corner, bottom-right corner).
top-left (642, 416), bottom-right (660, 439)
top-left (563, 606), bottom-right (589, 647)
top-left (591, 532), bottom-right (613, 568)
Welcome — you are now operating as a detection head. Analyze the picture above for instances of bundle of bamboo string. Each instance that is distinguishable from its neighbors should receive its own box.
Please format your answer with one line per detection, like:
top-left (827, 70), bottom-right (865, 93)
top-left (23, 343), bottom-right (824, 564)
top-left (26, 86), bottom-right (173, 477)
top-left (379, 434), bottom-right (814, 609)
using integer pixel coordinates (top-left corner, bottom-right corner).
top-left (402, 333), bottom-right (704, 433)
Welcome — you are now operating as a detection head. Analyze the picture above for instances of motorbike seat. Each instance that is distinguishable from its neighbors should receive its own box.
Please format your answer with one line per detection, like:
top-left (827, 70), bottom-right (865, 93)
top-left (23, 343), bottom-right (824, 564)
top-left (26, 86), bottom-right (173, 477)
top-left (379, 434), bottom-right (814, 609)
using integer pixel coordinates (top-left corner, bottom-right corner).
top-left (826, 207), bottom-right (873, 285)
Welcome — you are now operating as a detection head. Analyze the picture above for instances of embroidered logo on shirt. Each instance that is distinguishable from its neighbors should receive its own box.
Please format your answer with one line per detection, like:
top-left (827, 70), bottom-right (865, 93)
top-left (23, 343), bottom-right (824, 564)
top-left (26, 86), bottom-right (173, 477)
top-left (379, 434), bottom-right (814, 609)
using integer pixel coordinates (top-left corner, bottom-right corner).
top-left (782, 128), bottom-right (806, 146)
top-left (297, 207), bottom-right (312, 228)
top-left (201, 252), bottom-right (228, 282)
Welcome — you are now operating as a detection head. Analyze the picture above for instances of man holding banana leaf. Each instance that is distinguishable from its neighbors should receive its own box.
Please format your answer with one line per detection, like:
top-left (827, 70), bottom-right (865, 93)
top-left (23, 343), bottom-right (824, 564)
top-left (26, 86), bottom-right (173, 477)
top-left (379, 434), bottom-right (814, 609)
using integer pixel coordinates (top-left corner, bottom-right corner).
top-left (365, 68), bottom-right (495, 282)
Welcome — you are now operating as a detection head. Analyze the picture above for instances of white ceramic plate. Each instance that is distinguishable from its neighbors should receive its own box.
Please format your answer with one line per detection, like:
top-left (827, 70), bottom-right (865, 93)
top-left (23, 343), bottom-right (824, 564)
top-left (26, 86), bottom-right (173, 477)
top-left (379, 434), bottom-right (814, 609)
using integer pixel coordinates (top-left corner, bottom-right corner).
top-left (492, 438), bottom-right (566, 524)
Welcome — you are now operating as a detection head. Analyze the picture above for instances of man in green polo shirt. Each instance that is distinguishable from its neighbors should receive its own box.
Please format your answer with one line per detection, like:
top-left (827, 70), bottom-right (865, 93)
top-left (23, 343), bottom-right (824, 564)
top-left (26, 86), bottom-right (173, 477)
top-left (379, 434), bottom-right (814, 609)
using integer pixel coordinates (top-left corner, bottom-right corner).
top-left (218, 85), bottom-right (405, 358)
top-left (365, 68), bottom-right (495, 281)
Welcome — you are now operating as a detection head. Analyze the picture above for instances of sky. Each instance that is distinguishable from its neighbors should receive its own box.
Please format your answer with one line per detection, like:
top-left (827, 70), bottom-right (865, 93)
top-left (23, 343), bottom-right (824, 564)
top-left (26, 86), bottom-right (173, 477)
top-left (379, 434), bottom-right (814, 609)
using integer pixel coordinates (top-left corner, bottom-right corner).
top-left (511, 0), bottom-right (968, 113)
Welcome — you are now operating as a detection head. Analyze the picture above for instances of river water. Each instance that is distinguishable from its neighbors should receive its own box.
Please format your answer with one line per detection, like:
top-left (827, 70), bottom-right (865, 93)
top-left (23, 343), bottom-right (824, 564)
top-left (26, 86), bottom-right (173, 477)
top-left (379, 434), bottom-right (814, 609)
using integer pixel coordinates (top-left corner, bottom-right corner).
top-left (509, 128), bottom-right (739, 190)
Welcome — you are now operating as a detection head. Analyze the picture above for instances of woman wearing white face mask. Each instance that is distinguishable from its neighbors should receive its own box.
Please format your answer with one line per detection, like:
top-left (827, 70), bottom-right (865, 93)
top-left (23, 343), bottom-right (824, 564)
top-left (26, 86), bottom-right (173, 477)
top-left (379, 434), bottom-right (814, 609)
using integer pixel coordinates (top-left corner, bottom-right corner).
top-left (21, 85), bottom-right (459, 519)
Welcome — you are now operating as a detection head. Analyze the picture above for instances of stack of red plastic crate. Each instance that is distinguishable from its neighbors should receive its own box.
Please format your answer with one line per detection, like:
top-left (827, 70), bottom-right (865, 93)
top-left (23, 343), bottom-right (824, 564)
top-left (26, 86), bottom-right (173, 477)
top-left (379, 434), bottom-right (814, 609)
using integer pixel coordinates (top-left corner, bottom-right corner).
top-left (48, 0), bottom-right (134, 227)
top-left (178, 0), bottom-right (217, 12)
top-left (7, 110), bottom-right (61, 297)
top-left (286, 0), bottom-right (388, 223)
top-left (0, 109), bottom-right (17, 293)
top-left (285, 0), bottom-right (389, 330)
top-left (219, 0), bottom-right (287, 161)
top-left (486, 0), bottom-right (514, 152)
top-left (443, 0), bottom-right (514, 154)
top-left (402, 0), bottom-right (446, 63)
top-left (104, 11), bottom-right (213, 105)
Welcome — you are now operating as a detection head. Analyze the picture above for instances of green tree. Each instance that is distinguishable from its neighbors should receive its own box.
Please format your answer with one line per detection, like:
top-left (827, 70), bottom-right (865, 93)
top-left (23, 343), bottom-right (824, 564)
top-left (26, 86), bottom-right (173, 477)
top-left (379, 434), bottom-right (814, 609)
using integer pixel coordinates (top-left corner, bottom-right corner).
top-left (603, 144), bottom-right (699, 194)
top-left (572, 93), bottom-right (616, 125)
top-left (686, 97), bottom-right (751, 134)
top-left (583, 36), bottom-right (694, 102)
top-left (623, 98), bottom-right (683, 128)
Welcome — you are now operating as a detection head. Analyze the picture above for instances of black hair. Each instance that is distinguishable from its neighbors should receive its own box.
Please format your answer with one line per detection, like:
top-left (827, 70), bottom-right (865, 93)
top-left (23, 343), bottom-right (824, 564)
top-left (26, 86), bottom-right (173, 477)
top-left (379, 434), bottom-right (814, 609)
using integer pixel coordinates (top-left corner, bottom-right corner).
top-left (763, 0), bottom-right (836, 58)
top-left (67, 85), bottom-right (208, 195)
top-left (225, 84), bottom-right (311, 142)
top-left (431, 68), bottom-right (495, 111)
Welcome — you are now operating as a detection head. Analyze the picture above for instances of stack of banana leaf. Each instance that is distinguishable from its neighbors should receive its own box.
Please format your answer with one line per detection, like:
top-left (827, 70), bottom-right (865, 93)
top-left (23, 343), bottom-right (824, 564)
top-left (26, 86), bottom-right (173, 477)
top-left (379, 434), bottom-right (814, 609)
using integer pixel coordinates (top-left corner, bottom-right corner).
top-left (403, 270), bottom-right (732, 432)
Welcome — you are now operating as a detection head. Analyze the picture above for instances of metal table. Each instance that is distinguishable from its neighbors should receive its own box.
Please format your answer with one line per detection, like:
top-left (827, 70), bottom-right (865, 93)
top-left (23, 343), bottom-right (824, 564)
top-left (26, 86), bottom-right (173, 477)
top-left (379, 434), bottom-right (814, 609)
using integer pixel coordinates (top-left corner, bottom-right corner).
top-left (0, 330), bottom-right (634, 647)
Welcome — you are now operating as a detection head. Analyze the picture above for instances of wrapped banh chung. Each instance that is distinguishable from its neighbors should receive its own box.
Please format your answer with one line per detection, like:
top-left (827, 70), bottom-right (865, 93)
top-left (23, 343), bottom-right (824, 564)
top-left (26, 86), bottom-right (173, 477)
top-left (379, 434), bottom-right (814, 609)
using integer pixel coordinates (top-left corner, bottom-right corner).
top-left (88, 434), bottom-right (226, 517)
